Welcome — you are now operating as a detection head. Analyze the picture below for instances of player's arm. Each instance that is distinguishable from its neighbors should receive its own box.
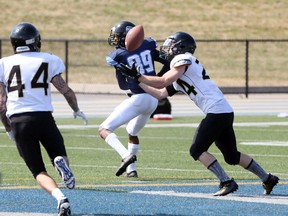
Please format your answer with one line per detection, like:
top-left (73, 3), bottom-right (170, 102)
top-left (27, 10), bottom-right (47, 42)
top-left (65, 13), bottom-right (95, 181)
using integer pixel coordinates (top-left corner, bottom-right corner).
top-left (139, 82), bottom-right (178, 100)
top-left (51, 74), bottom-right (79, 112)
top-left (116, 69), bottom-right (129, 90)
top-left (51, 74), bottom-right (88, 124)
top-left (139, 83), bottom-right (168, 100)
top-left (138, 65), bottom-right (187, 89)
top-left (0, 82), bottom-right (11, 132)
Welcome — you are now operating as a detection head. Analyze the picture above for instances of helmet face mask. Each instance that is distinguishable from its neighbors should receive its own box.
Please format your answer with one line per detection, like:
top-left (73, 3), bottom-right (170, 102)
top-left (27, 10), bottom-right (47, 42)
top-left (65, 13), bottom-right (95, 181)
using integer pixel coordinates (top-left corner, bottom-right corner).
top-left (159, 37), bottom-right (177, 61)
top-left (108, 21), bottom-right (135, 48)
top-left (160, 32), bottom-right (197, 61)
top-left (10, 22), bottom-right (41, 54)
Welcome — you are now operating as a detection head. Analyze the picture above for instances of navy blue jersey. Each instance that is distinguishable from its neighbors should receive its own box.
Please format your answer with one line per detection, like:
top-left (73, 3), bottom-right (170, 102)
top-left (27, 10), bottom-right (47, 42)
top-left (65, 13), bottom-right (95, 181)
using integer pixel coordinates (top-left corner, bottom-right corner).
top-left (107, 37), bottom-right (169, 94)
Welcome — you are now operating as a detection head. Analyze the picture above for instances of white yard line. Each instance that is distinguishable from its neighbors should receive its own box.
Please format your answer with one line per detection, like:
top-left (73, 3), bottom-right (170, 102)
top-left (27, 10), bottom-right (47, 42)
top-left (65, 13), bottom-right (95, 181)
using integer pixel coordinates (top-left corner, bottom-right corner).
top-left (130, 190), bottom-right (288, 205)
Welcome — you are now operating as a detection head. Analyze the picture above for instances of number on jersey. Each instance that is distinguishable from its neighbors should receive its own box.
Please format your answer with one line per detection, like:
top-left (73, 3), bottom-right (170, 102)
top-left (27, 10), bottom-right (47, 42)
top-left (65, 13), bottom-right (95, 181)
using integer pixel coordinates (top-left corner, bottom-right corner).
top-left (7, 62), bottom-right (49, 97)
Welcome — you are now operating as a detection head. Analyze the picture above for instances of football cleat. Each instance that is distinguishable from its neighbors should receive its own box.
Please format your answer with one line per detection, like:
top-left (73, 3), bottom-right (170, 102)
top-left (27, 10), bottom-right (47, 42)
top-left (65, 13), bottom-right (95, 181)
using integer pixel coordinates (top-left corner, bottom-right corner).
top-left (262, 173), bottom-right (279, 195)
top-left (213, 179), bottom-right (238, 196)
top-left (116, 154), bottom-right (137, 176)
top-left (54, 156), bottom-right (75, 189)
top-left (126, 170), bottom-right (138, 178)
top-left (57, 198), bottom-right (71, 216)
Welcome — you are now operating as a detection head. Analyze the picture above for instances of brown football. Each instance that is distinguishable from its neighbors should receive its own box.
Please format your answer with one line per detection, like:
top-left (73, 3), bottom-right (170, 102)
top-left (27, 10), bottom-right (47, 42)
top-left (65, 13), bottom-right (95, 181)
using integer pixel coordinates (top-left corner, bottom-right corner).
top-left (125, 25), bottom-right (144, 52)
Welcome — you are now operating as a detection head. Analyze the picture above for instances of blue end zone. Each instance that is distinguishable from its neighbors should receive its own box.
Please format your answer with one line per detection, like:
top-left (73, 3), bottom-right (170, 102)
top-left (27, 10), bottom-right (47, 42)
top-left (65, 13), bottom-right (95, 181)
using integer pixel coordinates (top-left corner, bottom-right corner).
top-left (0, 180), bottom-right (287, 215)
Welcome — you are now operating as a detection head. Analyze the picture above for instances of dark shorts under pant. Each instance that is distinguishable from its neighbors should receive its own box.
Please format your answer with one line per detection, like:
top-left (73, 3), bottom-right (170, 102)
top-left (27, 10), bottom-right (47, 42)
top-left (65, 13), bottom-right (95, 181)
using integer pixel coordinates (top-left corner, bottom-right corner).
top-left (10, 112), bottom-right (67, 178)
top-left (190, 112), bottom-right (241, 165)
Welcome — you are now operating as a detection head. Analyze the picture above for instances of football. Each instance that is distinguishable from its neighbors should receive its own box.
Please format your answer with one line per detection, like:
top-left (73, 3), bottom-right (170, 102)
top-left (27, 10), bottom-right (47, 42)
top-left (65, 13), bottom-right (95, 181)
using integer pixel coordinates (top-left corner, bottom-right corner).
top-left (125, 25), bottom-right (145, 52)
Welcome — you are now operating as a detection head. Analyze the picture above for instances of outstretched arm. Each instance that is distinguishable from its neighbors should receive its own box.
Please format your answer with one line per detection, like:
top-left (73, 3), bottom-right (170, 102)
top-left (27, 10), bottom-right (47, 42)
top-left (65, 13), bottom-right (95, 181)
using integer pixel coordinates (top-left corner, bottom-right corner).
top-left (138, 65), bottom-right (186, 89)
top-left (51, 74), bottom-right (88, 125)
top-left (119, 63), bottom-right (187, 89)
top-left (139, 83), bottom-right (168, 100)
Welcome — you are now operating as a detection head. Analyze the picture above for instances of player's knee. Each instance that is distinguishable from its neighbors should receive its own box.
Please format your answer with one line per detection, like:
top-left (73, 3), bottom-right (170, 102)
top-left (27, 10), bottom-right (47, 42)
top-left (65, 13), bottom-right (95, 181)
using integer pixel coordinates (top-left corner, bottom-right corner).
top-left (98, 127), bottom-right (113, 140)
top-left (33, 170), bottom-right (47, 179)
top-left (224, 152), bottom-right (241, 165)
top-left (98, 127), bottom-right (106, 139)
top-left (189, 145), bottom-right (201, 161)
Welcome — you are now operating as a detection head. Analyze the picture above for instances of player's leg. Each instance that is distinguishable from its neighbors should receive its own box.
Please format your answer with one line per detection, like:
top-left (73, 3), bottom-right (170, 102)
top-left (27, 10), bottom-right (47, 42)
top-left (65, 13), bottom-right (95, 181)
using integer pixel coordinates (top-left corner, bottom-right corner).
top-left (190, 113), bottom-right (238, 196)
top-left (125, 94), bottom-right (158, 177)
top-left (239, 153), bottom-right (279, 194)
top-left (216, 114), bottom-right (279, 195)
top-left (99, 99), bottom-right (137, 157)
top-left (10, 113), bottom-right (71, 216)
top-left (126, 134), bottom-right (139, 177)
top-left (99, 98), bottom-right (140, 176)
top-left (40, 113), bottom-right (75, 190)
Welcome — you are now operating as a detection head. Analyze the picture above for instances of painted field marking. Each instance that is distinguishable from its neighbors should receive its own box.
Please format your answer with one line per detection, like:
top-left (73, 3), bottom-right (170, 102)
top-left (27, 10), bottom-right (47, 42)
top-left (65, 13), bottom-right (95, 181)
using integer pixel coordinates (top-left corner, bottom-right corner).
top-left (130, 190), bottom-right (288, 205)
top-left (1, 121), bottom-right (288, 131)
top-left (2, 180), bottom-right (288, 190)
top-left (240, 141), bottom-right (288, 146)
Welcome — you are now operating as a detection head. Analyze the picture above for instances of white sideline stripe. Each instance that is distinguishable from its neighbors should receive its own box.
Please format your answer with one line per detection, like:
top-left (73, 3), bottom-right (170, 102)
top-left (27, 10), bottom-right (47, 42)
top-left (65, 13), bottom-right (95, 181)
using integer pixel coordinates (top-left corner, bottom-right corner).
top-left (40, 121), bottom-right (288, 129)
top-left (241, 141), bottom-right (288, 146)
top-left (0, 122), bottom-right (288, 130)
top-left (130, 190), bottom-right (288, 205)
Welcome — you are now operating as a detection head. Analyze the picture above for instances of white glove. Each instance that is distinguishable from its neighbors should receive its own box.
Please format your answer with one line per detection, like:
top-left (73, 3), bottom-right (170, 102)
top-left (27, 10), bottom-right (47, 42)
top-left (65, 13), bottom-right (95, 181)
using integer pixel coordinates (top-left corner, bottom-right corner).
top-left (6, 130), bottom-right (15, 141)
top-left (73, 110), bottom-right (88, 125)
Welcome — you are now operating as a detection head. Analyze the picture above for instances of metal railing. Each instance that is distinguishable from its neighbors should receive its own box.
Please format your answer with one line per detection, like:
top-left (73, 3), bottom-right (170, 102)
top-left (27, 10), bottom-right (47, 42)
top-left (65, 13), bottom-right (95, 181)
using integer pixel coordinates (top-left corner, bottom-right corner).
top-left (1, 38), bottom-right (287, 97)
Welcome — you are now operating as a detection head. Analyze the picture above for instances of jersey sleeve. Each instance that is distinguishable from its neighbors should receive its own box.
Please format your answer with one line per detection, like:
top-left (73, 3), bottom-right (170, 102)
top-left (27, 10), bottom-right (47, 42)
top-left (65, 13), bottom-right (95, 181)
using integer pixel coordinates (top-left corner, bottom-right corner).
top-left (171, 54), bottom-right (192, 68)
top-left (146, 37), bottom-right (158, 49)
top-left (0, 60), bottom-right (4, 83)
top-left (51, 54), bottom-right (65, 78)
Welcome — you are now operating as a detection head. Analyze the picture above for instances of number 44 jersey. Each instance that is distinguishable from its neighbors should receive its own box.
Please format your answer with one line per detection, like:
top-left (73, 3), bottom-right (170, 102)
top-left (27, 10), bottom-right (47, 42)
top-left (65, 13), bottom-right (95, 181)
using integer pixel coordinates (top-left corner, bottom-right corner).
top-left (0, 52), bottom-right (65, 117)
top-left (170, 53), bottom-right (233, 115)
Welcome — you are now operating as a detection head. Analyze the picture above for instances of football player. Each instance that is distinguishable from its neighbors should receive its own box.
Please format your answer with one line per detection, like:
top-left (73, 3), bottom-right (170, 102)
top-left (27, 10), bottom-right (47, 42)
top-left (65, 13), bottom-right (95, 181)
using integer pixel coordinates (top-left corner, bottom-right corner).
top-left (99, 20), bottom-right (170, 177)
top-left (119, 31), bottom-right (279, 196)
top-left (0, 22), bottom-right (88, 216)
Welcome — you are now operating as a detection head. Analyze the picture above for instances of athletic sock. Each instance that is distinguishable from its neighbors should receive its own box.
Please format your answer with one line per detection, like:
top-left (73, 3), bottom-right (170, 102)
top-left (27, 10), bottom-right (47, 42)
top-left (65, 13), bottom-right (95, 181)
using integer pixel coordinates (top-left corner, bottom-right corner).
top-left (105, 133), bottom-right (130, 159)
top-left (208, 160), bottom-right (231, 182)
top-left (245, 159), bottom-right (269, 182)
top-left (127, 143), bottom-right (139, 172)
top-left (52, 188), bottom-right (66, 202)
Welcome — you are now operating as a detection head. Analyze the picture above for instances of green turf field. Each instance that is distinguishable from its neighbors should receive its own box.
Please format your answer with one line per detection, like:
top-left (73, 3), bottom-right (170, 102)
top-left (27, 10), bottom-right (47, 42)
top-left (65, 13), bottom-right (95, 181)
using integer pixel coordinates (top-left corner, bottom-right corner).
top-left (1, 115), bottom-right (287, 188)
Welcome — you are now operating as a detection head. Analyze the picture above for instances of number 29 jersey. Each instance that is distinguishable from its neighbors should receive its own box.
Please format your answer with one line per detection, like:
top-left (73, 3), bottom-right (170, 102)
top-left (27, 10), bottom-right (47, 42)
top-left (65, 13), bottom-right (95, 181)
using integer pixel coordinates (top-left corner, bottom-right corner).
top-left (170, 53), bottom-right (233, 114)
top-left (0, 52), bottom-right (65, 117)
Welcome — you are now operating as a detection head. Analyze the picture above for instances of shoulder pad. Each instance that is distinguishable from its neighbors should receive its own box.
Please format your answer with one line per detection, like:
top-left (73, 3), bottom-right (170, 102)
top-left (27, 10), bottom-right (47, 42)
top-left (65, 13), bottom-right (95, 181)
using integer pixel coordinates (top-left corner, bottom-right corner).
top-left (172, 58), bottom-right (192, 68)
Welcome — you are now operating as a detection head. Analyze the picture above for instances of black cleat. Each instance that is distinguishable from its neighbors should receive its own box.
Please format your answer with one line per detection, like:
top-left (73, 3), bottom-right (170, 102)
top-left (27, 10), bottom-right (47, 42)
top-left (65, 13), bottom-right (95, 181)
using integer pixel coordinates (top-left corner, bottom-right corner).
top-left (262, 173), bottom-right (279, 195)
top-left (213, 179), bottom-right (238, 196)
top-left (57, 198), bottom-right (71, 216)
top-left (126, 170), bottom-right (138, 178)
top-left (116, 154), bottom-right (137, 176)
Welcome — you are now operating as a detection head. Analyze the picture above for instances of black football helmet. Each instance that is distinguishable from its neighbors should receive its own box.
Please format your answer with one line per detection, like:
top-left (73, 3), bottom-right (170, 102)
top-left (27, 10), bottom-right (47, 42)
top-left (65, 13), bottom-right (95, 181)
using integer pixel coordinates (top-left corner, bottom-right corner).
top-left (160, 32), bottom-right (197, 61)
top-left (108, 21), bottom-right (135, 48)
top-left (10, 22), bottom-right (41, 53)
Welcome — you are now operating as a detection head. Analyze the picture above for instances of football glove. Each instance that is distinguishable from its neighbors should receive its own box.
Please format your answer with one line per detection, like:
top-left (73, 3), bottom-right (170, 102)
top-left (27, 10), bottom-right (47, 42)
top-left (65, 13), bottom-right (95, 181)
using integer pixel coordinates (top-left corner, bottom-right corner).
top-left (118, 62), bottom-right (142, 81)
top-left (73, 110), bottom-right (88, 125)
top-left (6, 130), bottom-right (15, 141)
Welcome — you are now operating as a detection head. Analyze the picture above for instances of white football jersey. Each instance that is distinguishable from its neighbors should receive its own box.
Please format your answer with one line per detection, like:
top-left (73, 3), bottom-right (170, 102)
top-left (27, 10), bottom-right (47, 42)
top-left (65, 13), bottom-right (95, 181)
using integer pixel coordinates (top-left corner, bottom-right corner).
top-left (171, 53), bottom-right (233, 114)
top-left (0, 52), bottom-right (65, 117)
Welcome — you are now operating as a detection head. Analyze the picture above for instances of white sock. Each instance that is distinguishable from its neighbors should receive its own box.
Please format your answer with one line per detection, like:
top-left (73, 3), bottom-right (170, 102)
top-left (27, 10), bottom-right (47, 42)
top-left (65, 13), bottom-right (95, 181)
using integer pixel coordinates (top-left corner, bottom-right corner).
top-left (127, 143), bottom-right (139, 172)
top-left (105, 133), bottom-right (130, 159)
top-left (51, 188), bottom-right (66, 202)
